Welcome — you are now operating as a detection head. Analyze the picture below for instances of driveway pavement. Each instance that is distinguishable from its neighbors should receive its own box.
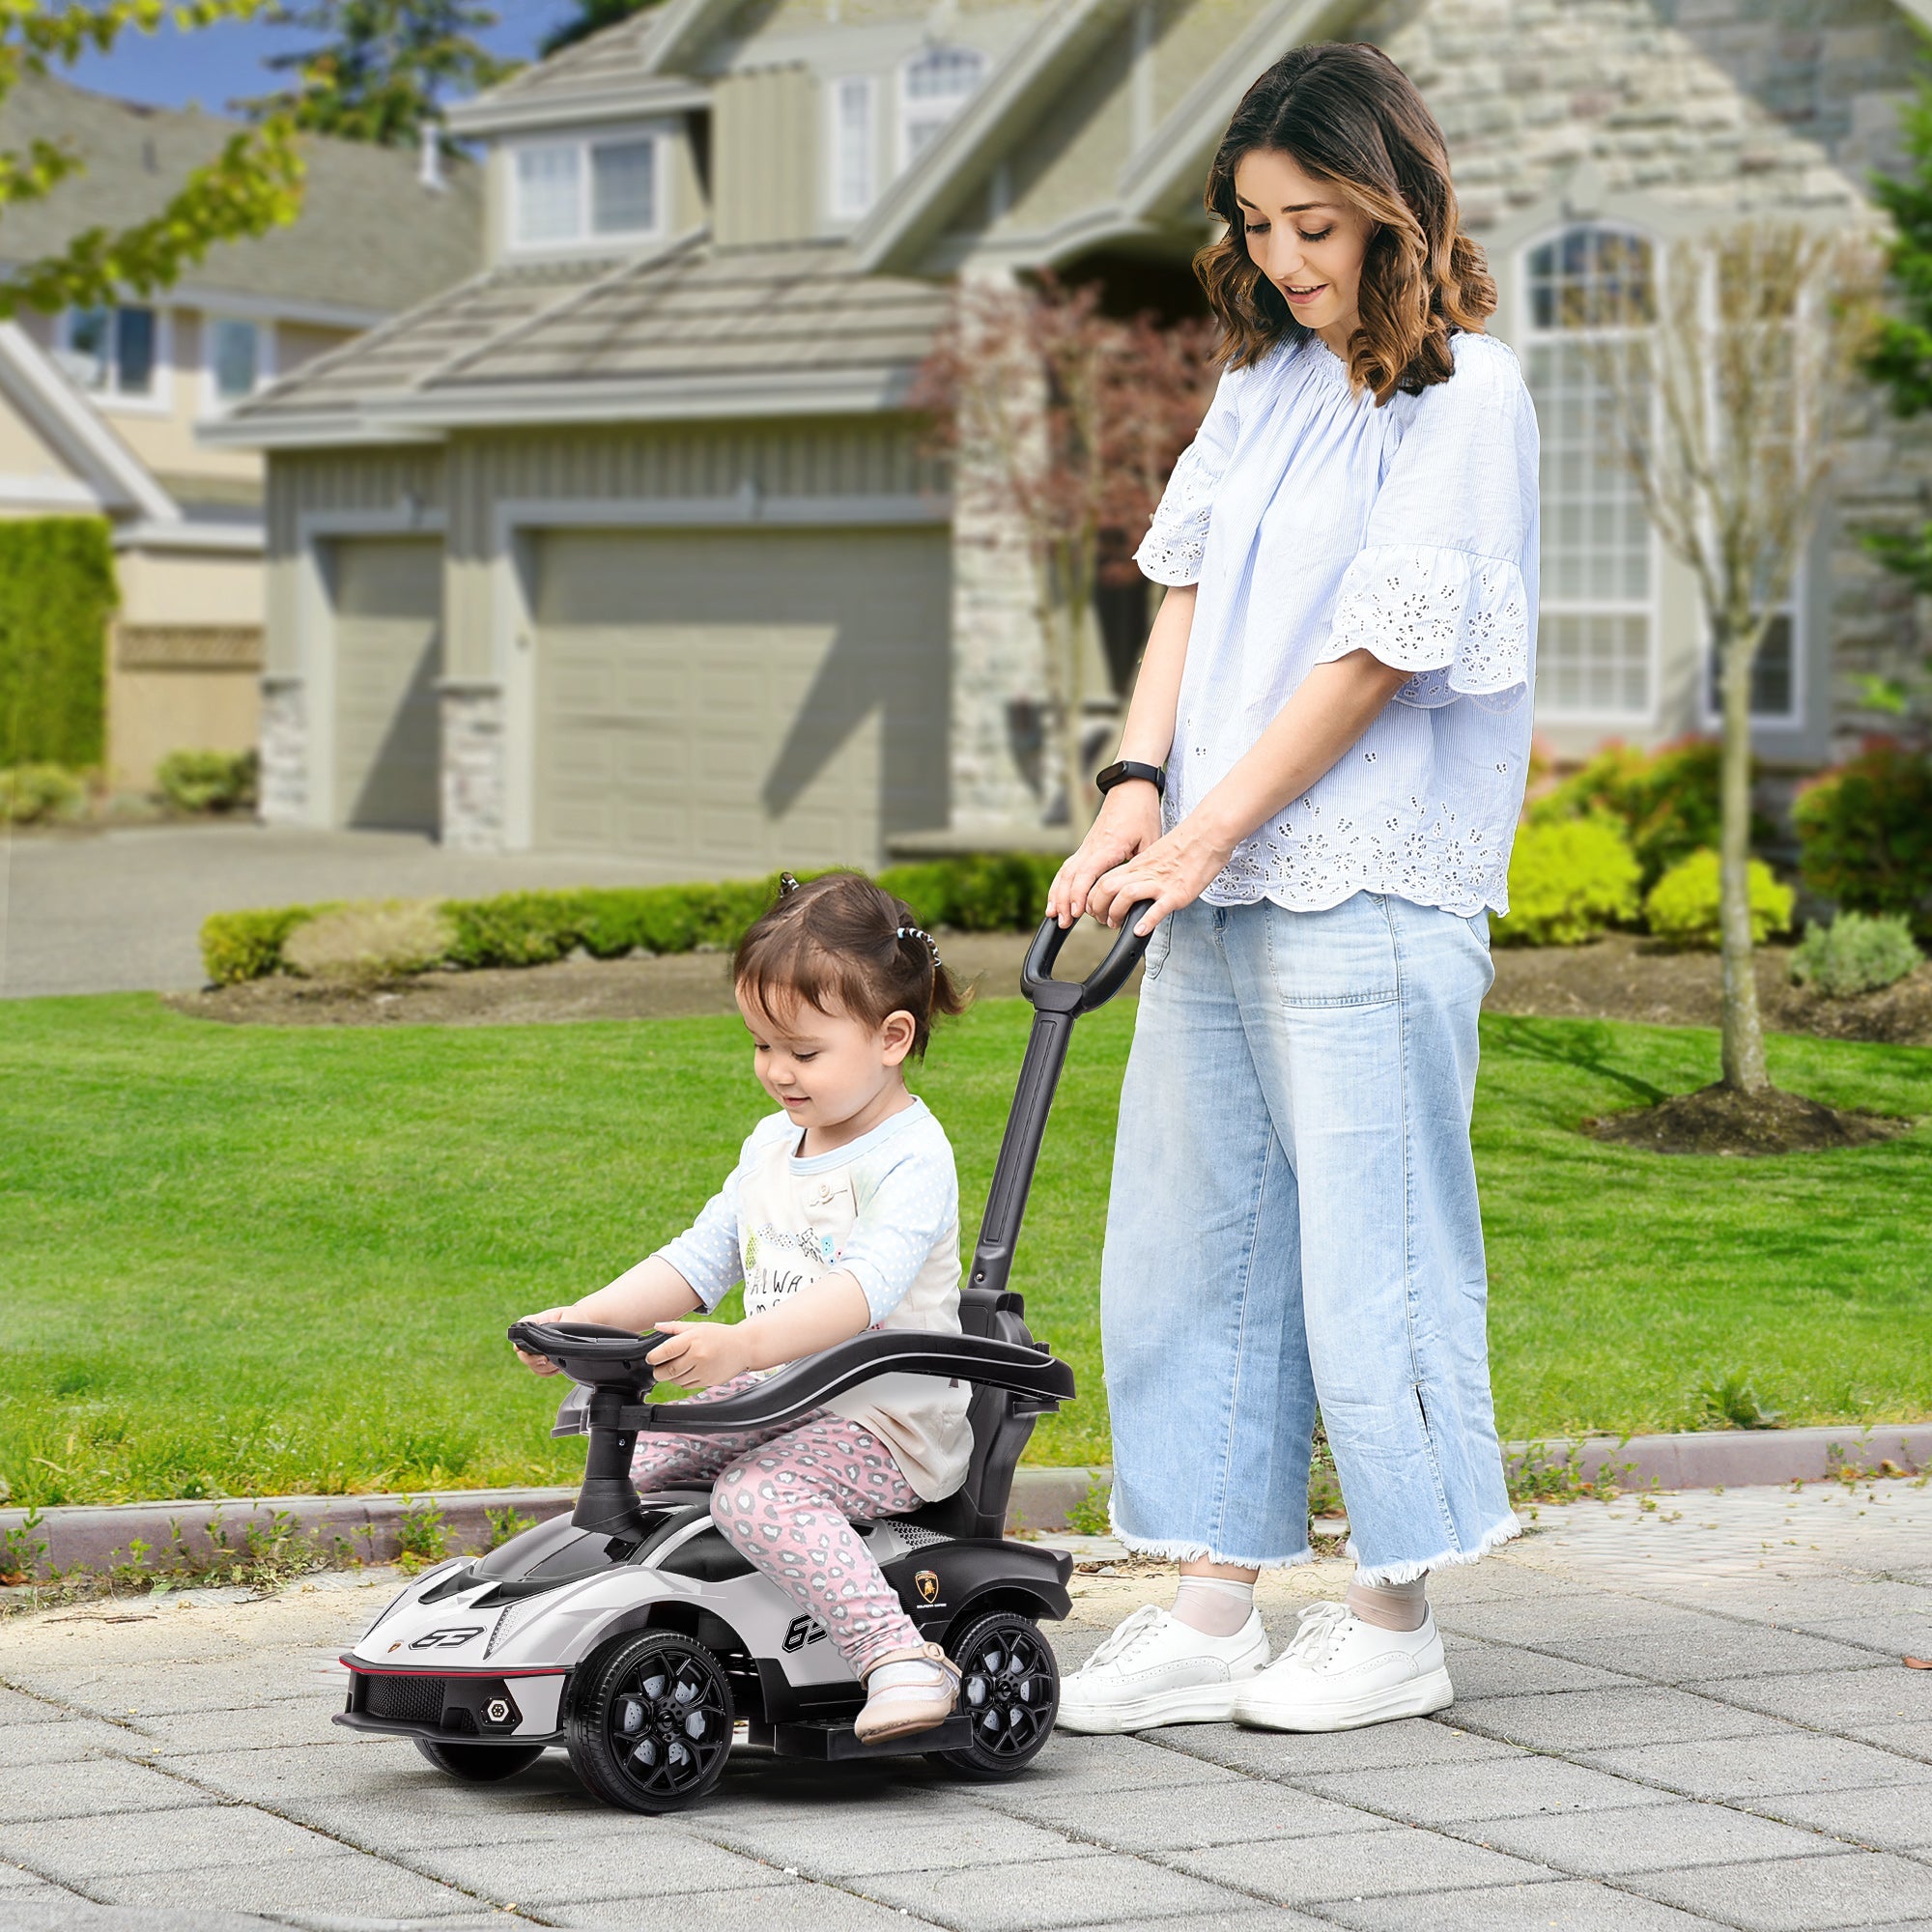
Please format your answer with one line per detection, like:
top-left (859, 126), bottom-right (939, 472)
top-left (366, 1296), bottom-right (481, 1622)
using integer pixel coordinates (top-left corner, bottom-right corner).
top-left (0, 826), bottom-right (715, 1000)
top-left (4, 1479), bottom-right (1931, 1932)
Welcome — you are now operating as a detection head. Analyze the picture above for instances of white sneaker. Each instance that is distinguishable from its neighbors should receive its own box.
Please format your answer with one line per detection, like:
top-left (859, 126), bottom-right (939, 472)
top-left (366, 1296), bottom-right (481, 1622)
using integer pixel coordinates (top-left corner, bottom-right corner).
top-left (1055, 1603), bottom-right (1270, 1734)
top-left (1232, 1602), bottom-right (1453, 1732)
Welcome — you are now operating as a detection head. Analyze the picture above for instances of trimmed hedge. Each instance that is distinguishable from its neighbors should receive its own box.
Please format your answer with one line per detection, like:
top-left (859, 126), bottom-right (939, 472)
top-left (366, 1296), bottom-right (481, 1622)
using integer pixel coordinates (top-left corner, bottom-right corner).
top-left (202, 904), bottom-right (340, 985)
top-left (199, 854), bottom-right (1071, 985)
top-left (0, 517), bottom-right (117, 769)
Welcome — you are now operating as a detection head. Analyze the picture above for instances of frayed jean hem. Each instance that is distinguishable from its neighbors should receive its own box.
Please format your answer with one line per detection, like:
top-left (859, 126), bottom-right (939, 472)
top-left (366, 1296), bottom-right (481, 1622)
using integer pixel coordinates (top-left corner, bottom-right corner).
top-left (1347, 1513), bottom-right (1522, 1587)
top-left (1110, 1497), bottom-right (1318, 1572)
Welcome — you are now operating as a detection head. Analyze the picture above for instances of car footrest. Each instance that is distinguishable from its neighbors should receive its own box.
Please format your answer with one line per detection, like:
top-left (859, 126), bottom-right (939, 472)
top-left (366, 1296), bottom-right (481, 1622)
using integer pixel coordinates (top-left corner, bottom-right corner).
top-left (767, 1714), bottom-right (977, 1760)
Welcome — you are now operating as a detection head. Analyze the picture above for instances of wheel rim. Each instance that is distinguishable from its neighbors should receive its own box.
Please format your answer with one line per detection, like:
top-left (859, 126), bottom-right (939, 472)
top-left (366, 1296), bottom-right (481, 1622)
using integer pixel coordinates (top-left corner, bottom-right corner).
top-left (607, 1641), bottom-right (731, 1799)
top-left (958, 1622), bottom-right (1054, 1758)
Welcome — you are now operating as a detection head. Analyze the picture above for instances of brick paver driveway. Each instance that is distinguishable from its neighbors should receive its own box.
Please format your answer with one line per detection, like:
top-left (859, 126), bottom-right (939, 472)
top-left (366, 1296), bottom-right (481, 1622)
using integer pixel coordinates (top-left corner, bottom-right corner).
top-left (4, 1480), bottom-right (1931, 1932)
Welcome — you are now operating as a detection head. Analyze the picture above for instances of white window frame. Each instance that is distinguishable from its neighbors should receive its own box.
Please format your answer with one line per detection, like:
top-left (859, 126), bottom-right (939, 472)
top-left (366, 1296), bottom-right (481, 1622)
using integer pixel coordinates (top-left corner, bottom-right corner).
top-left (58, 303), bottom-right (172, 414)
top-left (1519, 220), bottom-right (1662, 724)
top-left (896, 45), bottom-right (984, 174)
top-left (826, 74), bottom-right (877, 221)
top-left (200, 312), bottom-right (276, 416)
top-left (507, 128), bottom-right (667, 256)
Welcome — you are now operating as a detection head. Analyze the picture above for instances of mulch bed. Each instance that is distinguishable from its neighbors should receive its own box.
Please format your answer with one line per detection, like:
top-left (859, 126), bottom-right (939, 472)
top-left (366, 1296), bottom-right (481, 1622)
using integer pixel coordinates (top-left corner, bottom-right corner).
top-left (168, 924), bottom-right (1932, 1050)
top-left (1488, 933), bottom-right (1932, 1049)
top-left (1585, 1082), bottom-right (1915, 1157)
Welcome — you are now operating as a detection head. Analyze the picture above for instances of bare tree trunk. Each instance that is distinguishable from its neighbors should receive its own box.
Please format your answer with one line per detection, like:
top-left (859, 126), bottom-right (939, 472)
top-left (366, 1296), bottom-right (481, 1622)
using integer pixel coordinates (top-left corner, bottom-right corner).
top-left (1716, 610), bottom-right (1770, 1094)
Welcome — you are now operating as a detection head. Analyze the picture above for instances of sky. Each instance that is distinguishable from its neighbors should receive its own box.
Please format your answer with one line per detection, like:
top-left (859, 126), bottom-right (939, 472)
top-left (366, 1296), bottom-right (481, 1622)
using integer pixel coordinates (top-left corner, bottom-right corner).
top-left (63, 3), bottom-right (582, 117)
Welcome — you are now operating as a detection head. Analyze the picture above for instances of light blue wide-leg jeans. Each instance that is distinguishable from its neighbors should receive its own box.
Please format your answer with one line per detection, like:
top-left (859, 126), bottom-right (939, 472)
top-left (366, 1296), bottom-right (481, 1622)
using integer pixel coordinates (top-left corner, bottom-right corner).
top-left (1100, 891), bottom-right (1518, 1581)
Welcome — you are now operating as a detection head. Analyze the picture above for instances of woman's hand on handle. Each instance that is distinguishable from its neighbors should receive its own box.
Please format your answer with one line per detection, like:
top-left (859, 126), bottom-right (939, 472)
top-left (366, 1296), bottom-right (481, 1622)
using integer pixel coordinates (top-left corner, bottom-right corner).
top-left (1087, 813), bottom-right (1236, 938)
top-left (1047, 782), bottom-right (1164, 928)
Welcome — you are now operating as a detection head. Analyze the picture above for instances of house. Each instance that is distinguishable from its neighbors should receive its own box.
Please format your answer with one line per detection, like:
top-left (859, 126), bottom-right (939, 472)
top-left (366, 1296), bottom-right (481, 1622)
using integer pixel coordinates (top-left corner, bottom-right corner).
top-left (0, 75), bottom-right (479, 788)
top-left (211, 0), bottom-right (1932, 870)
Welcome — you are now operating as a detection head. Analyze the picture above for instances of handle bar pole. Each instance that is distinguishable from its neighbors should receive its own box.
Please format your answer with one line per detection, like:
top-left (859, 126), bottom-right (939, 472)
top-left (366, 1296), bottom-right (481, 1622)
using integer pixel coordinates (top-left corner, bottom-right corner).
top-left (967, 905), bottom-right (1154, 1299)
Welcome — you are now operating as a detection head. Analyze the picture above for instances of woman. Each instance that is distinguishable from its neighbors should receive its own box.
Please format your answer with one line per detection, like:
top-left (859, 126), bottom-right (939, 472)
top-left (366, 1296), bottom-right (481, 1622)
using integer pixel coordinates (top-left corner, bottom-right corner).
top-left (1049, 42), bottom-right (1538, 1736)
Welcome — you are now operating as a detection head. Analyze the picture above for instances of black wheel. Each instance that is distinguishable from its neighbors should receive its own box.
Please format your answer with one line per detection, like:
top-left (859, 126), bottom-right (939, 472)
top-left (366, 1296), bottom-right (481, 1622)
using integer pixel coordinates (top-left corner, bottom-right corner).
top-left (926, 1611), bottom-right (1058, 1780)
top-left (413, 1739), bottom-right (547, 1781)
top-left (567, 1629), bottom-right (734, 1813)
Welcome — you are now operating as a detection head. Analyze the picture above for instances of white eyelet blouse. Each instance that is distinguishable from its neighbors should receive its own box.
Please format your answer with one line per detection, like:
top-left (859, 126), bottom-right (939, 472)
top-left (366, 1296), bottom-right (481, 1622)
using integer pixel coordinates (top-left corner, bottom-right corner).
top-left (1135, 327), bottom-right (1540, 918)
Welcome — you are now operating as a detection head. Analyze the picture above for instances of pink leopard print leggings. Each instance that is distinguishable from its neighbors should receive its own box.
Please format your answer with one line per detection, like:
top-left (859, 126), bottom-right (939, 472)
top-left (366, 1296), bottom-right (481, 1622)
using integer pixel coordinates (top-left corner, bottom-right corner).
top-left (631, 1375), bottom-right (924, 1678)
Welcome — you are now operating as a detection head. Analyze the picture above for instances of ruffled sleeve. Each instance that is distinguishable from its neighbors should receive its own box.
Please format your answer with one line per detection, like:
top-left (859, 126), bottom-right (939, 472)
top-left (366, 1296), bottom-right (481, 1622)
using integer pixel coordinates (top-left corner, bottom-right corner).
top-left (1315, 334), bottom-right (1538, 711)
top-left (1133, 363), bottom-right (1245, 586)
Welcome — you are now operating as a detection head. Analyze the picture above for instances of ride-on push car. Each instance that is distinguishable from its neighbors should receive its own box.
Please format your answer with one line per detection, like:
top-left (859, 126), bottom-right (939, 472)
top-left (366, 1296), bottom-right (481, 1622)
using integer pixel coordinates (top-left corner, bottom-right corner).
top-left (333, 911), bottom-right (1151, 1811)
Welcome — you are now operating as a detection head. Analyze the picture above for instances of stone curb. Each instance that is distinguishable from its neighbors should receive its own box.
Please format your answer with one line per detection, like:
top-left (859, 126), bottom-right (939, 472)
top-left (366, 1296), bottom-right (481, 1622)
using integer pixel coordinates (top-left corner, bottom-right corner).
top-left (1508, 1421), bottom-right (1932, 1494)
top-left (0, 1468), bottom-right (1110, 1583)
top-left (4, 1426), bottom-right (1925, 1581)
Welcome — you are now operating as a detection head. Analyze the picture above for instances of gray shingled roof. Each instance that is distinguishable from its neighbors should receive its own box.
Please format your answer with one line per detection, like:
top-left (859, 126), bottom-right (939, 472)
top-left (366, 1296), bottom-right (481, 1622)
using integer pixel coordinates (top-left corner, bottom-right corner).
top-left (448, 6), bottom-right (683, 123)
top-left (217, 238), bottom-right (952, 437)
top-left (0, 74), bottom-right (481, 315)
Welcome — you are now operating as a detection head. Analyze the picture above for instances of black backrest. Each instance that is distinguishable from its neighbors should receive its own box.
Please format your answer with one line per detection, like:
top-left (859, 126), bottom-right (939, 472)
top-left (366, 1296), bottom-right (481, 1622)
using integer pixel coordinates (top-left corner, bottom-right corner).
top-left (902, 1287), bottom-right (1044, 1541)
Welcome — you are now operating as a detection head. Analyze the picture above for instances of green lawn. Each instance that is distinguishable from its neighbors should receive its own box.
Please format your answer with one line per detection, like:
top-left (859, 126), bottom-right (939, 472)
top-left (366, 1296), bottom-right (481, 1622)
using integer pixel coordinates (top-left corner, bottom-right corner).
top-left (2, 993), bottom-right (1928, 1509)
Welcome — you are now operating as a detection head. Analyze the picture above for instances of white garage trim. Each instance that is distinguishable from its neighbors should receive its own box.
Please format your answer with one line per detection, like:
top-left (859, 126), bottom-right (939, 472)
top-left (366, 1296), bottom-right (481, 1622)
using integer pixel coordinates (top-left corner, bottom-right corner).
top-left (295, 505), bottom-right (446, 828)
top-left (488, 491), bottom-right (952, 851)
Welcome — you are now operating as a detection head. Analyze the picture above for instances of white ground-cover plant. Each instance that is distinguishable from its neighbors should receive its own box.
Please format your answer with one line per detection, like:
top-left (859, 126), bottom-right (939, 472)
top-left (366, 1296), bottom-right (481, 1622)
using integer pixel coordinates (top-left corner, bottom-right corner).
top-left (281, 898), bottom-right (455, 984)
top-left (1790, 911), bottom-right (1925, 997)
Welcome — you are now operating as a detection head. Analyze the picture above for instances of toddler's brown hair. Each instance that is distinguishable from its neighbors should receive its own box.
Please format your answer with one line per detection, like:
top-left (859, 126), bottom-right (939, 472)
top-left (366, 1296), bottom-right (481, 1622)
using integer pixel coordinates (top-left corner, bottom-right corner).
top-left (734, 871), bottom-right (969, 1058)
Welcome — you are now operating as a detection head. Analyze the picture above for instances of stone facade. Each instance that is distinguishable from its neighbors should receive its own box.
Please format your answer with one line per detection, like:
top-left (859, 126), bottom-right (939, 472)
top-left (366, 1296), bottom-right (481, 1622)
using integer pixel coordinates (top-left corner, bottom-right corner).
top-left (257, 676), bottom-right (306, 826)
top-left (439, 680), bottom-right (504, 853)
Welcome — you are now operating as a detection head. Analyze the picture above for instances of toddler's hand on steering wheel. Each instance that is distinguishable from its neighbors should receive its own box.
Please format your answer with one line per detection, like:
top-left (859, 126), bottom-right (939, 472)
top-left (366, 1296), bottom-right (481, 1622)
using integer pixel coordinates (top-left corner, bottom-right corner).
top-left (512, 1308), bottom-right (572, 1375)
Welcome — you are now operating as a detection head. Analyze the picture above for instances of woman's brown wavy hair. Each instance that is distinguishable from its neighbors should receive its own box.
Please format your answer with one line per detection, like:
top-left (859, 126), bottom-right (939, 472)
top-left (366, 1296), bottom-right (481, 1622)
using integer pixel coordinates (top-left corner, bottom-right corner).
top-left (1196, 42), bottom-right (1495, 404)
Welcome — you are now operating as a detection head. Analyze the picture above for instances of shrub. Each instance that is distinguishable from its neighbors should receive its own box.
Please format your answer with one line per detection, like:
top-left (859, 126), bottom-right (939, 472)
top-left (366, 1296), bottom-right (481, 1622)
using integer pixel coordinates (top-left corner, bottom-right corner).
top-left (200, 904), bottom-right (334, 985)
top-left (0, 762), bottom-right (85, 824)
top-left (440, 891), bottom-right (581, 969)
top-left (874, 862), bottom-right (962, 928)
top-left (1790, 911), bottom-right (1925, 997)
top-left (0, 517), bottom-right (116, 768)
top-left (156, 749), bottom-right (258, 815)
top-left (282, 899), bottom-right (456, 984)
top-left (1793, 739), bottom-right (1932, 939)
top-left (1643, 848), bottom-right (1794, 951)
top-left (1492, 818), bottom-right (1641, 946)
top-left (1527, 737), bottom-right (1782, 894)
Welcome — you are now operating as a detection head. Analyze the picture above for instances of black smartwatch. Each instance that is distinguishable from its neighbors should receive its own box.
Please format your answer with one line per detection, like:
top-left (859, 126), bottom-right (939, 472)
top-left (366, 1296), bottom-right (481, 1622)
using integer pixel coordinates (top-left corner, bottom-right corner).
top-left (1094, 759), bottom-right (1166, 798)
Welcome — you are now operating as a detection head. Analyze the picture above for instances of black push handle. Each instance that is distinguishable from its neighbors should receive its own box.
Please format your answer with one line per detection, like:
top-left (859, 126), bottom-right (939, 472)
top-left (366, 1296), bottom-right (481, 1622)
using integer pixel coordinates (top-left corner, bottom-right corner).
top-left (1021, 904), bottom-right (1156, 1014)
top-left (644, 1330), bottom-right (1073, 1434)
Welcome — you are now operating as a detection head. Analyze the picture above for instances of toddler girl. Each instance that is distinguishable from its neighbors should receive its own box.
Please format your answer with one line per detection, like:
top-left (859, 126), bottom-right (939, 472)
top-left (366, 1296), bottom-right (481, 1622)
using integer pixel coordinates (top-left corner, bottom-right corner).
top-left (517, 870), bottom-right (972, 1744)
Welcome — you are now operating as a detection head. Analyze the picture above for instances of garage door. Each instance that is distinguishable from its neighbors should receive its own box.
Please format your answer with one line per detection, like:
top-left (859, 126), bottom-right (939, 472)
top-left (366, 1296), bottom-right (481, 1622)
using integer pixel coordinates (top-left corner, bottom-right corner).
top-left (332, 537), bottom-right (441, 832)
top-left (534, 527), bottom-right (949, 868)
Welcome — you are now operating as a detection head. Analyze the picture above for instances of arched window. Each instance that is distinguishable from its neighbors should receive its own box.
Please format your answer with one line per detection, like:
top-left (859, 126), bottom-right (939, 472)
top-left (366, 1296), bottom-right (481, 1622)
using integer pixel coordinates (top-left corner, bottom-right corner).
top-left (899, 46), bottom-right (983, 169)
top-left (1521, 223), bottom-right (1658, 719)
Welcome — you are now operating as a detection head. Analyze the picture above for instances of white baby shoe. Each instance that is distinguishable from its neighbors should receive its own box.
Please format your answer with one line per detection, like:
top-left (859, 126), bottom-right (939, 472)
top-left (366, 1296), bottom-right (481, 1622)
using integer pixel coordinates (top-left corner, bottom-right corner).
top-left (1232, 1601), bottom-right (1453, 1732)
top-left (1056, 1603), bottom-right (1270, 1734)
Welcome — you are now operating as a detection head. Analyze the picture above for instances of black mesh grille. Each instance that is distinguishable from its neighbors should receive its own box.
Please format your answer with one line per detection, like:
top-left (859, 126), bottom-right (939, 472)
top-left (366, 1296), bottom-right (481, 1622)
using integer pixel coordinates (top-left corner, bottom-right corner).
top-left (365, 1673), bottom-right (446, 1724)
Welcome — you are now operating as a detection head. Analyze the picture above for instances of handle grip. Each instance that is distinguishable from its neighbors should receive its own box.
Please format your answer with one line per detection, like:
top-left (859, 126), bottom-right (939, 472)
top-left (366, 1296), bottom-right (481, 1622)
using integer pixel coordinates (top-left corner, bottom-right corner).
top-left (1021, 904), bottom-right (1156, 1014)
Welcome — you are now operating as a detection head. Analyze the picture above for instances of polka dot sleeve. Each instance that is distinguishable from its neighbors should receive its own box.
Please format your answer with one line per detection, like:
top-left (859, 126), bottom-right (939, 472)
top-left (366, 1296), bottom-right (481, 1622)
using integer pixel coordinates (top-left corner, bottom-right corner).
top-left (838, 1129), bottom-right (960, 1325)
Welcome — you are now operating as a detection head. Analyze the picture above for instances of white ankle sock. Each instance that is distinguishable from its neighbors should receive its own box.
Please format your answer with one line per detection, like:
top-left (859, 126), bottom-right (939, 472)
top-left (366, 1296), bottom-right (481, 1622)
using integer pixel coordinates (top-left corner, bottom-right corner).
top-left (1345, 1574), bottom-right (1428, 1633)
top-left (1171, 1576), bottom-right (1256, 1636)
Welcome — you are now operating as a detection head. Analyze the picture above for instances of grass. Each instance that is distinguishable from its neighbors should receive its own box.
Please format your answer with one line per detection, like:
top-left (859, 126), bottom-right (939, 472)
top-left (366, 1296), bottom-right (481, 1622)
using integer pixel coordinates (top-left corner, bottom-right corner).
top-left (1, 995), bottom-right (1928, 1510)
